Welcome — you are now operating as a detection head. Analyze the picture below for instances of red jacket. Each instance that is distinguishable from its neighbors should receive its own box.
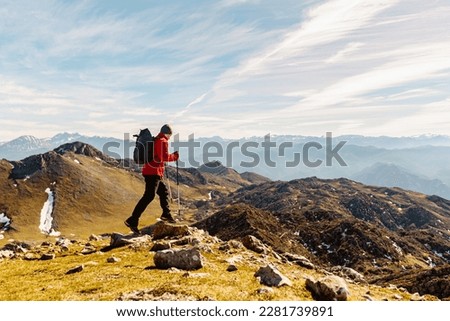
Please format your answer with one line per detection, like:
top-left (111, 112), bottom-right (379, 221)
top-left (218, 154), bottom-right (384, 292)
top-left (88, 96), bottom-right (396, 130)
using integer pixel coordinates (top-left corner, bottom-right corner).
top-left (142, 132), bottom-right (178, 177)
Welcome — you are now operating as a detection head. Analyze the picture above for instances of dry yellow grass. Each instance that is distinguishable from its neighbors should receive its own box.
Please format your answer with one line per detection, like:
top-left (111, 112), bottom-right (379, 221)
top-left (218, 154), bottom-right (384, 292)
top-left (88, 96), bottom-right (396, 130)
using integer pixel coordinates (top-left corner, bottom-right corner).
top-left (0, 235), bottom-right (421, 301)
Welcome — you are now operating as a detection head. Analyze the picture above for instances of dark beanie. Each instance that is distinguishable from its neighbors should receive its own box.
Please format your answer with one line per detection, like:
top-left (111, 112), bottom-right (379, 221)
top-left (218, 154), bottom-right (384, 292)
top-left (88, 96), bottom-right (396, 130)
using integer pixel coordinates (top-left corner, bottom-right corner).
top-left (161, 124), bottom-right (173, 135)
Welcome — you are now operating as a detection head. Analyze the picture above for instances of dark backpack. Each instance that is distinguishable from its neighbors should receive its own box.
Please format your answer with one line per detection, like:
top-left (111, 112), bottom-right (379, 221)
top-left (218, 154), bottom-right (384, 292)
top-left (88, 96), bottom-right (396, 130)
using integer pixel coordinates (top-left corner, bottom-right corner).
top-left (133, 129), bottom-right (154, 164)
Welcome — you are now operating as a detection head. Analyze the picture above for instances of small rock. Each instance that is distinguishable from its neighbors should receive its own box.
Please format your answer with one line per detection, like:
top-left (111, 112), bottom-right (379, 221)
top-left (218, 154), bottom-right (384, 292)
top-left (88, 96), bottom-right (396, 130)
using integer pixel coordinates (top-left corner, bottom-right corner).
top-left (55, 238), bottom-right (71, 248)
top-left (411, 293), bottom-right (425, 301)
top-left (0, 250), bottom-right (15, 259)
top-left (40, 253), bottom-right (55, 261)
top-left (89, 234), bottom-right (102, 241)
top-left (107, 257), bottom-right (121, 263)
top-left (363, 294), bottom-right (373, 301)
top-left (284, 253), bottom-right (315, 270)
top-left (24, 253), bottom-right (38, 261)
top-left (254, 265), bottom-right (292, 287)
top-left (227, 265), bottom-right (238, 272)
top-left (66, 265), bottom-right (84, 275)
top-left (81, 246), bottom-right (96, 255)
top-left (256, 287), bottom-right (275, 295)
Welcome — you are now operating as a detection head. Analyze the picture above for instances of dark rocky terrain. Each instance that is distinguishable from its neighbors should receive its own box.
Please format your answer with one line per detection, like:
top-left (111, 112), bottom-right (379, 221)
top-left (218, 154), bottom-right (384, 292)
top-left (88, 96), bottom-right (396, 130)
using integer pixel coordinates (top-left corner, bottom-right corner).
top-left (195, 177), bottom-right (450, 299)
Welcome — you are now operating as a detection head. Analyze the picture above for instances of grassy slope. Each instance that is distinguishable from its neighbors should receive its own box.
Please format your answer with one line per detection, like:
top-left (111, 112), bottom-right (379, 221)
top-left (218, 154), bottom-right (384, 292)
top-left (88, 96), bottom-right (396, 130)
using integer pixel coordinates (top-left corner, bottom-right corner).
top-left (0, 233), bottom-right (422, 301)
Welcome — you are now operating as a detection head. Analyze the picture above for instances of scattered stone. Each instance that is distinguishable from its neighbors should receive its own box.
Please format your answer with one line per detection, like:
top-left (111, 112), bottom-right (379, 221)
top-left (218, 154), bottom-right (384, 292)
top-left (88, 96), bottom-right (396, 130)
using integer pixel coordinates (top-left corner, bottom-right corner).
top-left (66, 265), bottom-right (84, 275)
top-left (40, 253), bottom-right (55, 261)
top-left (150, 242), bottom-right (171, 252)
top-left (393, 294), bottom-right (403, 300)
top-left (254, 265), bottom-right (292, 287)
top-left (363, 294), bottom-right (373, 301)
top-left (41, 241), bottom-right (52, 247)
top-left (81, 246), bottom-right (96, 255)
top-left (24, 253), bottom-right (38, 261)
top-left (89, 234), bottom-right (102, 241)
top-left (256, 287), bottom-right (275, 295)
top-left (109, 233), bottom-right (152, 249)
top-left (0, 250), bottom-right (14, 259)
top-left (55, 238), bottom-right (71, 248)
top-left (305, 275), bottom-right (349, 301)
top-left (284, 253), bottom-right (315, 270)
top-left (410, 293), bottom-right (425, 301)
top-left (118, 289), bottom-right (198, 301)
top-left (107, 257), bottom-right (121, 263)
top-left (182, 272), bottom-right (210, 278)
top-left (242, 235), bottom-right (266, 254)
top-left (2, 241), bottom-right (31, 253)
top-left (154, 248), bottom-right (204, 270)
top-left (227, 264), bottom-right (238, 272)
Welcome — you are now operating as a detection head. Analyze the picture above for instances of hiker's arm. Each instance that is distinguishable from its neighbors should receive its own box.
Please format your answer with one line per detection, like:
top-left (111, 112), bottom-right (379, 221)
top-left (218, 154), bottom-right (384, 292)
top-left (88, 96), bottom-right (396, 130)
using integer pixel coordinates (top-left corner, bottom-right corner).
top-left (161, 140), bottom-right (178, 162)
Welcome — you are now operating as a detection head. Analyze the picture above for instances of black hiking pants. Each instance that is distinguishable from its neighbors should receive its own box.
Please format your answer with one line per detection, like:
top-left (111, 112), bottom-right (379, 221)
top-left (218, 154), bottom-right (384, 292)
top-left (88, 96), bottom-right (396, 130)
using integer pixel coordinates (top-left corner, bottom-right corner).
top-left (129, 175), bottom-right (170, 224)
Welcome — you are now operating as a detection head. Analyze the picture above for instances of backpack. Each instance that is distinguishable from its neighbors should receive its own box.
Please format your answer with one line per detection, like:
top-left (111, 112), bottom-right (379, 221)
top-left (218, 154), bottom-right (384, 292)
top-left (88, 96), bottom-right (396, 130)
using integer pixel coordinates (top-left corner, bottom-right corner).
top-left (133, 128), bottom-right (154, 165)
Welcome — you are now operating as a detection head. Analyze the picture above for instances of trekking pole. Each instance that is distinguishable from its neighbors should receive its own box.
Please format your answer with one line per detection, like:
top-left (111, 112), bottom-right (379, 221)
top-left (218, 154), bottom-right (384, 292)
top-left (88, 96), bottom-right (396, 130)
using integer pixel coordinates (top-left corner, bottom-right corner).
top-left (176, 159), bottom-right (181, 216)
top-left (165, 162), bottom-right (173, 203)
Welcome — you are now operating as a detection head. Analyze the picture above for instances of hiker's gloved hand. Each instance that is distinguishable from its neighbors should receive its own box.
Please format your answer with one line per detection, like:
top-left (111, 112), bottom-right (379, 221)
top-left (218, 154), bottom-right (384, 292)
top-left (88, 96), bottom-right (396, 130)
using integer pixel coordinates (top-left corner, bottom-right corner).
top-left (173, 151), bottom-right (179, 161)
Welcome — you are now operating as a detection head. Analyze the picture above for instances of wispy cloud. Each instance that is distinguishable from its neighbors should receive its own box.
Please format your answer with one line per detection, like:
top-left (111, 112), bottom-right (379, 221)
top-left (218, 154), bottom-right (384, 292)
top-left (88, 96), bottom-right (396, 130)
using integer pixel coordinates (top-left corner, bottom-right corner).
top-left (0, 0), bottom-right (449, 140)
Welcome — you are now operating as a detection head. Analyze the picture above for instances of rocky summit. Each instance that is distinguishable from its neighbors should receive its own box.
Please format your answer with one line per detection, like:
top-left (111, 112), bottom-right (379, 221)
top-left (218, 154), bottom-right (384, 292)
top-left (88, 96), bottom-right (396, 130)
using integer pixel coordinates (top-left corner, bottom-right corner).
top-left (0, 142), bottom-right (449, 300)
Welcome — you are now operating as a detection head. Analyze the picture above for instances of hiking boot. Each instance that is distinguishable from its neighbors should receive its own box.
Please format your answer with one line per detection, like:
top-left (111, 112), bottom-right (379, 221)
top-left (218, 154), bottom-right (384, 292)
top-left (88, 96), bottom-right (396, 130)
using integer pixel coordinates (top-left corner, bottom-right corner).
top-left (124, 219), bottom-right (140, 234)
top-left (160, 214), bottom-right (176, 224)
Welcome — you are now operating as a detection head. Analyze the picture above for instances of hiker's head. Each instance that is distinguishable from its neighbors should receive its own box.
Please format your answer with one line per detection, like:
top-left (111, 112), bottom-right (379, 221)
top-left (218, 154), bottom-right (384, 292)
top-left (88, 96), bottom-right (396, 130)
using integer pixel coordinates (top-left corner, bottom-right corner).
top-left (160, 124), bottom-right (173, 139)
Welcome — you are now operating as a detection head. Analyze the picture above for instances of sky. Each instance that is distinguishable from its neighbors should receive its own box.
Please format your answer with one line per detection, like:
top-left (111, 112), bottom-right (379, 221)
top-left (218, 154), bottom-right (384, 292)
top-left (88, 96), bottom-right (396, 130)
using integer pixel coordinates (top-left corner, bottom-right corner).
top-left (0, 0), bottom-right (449, 141)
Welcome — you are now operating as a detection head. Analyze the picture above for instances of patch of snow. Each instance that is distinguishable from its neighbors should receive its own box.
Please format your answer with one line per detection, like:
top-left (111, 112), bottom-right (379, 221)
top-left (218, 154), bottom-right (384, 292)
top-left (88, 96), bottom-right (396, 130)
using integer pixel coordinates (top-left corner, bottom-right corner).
top-left (425, 256), bottom-right (435, 268)
top-left (208, 191), bottom-right (212, 200)
top-left (39, 188), bottom-right (60, 236)
top-left (95, 157), bottom-right (101, 161)
top-left (434, 251), bottom-right (444, 259)
top-left (24, 175), bottom-right (30, 181)
top-left (392, 242), bottom-right (403, 255)
top-left (0, 213), bottom-right (11, 230)
top-left (74, 159), bottom-right (80, 164)
top-left (321, 242), bottom-right (331, 249)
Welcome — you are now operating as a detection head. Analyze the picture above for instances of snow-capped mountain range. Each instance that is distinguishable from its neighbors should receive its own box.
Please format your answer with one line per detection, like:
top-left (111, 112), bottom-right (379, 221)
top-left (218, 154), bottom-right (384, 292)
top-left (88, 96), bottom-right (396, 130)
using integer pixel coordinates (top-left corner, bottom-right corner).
top-left (0, 133), bottom-right (122, 161)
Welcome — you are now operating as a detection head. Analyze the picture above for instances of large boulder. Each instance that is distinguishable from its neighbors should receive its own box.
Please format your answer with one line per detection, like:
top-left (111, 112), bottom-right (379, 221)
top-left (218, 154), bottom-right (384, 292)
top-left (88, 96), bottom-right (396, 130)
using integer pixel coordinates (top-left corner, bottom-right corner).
top-left (254, 265), bottom-right (292, 287)
top-left (154, 248), bottom-right (203, 270)
top-left (306, 275), bottom-right (349, 301)
top-left (242, 235), bottom-right (266, 254)
top-left (148, 222), bottom-right (190, 240)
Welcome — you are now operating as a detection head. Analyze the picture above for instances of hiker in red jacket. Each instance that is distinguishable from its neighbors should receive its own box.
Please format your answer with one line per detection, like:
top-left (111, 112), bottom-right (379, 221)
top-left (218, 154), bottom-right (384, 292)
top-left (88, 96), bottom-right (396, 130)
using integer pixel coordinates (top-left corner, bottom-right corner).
top-left (125, 124), bottom-right (179, 233)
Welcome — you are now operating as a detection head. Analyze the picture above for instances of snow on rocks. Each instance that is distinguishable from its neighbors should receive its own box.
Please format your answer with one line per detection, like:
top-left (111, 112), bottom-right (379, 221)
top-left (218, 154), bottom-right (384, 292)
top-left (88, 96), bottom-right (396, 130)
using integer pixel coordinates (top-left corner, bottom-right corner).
top-left (0, 213), bottom-right (11, 231)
